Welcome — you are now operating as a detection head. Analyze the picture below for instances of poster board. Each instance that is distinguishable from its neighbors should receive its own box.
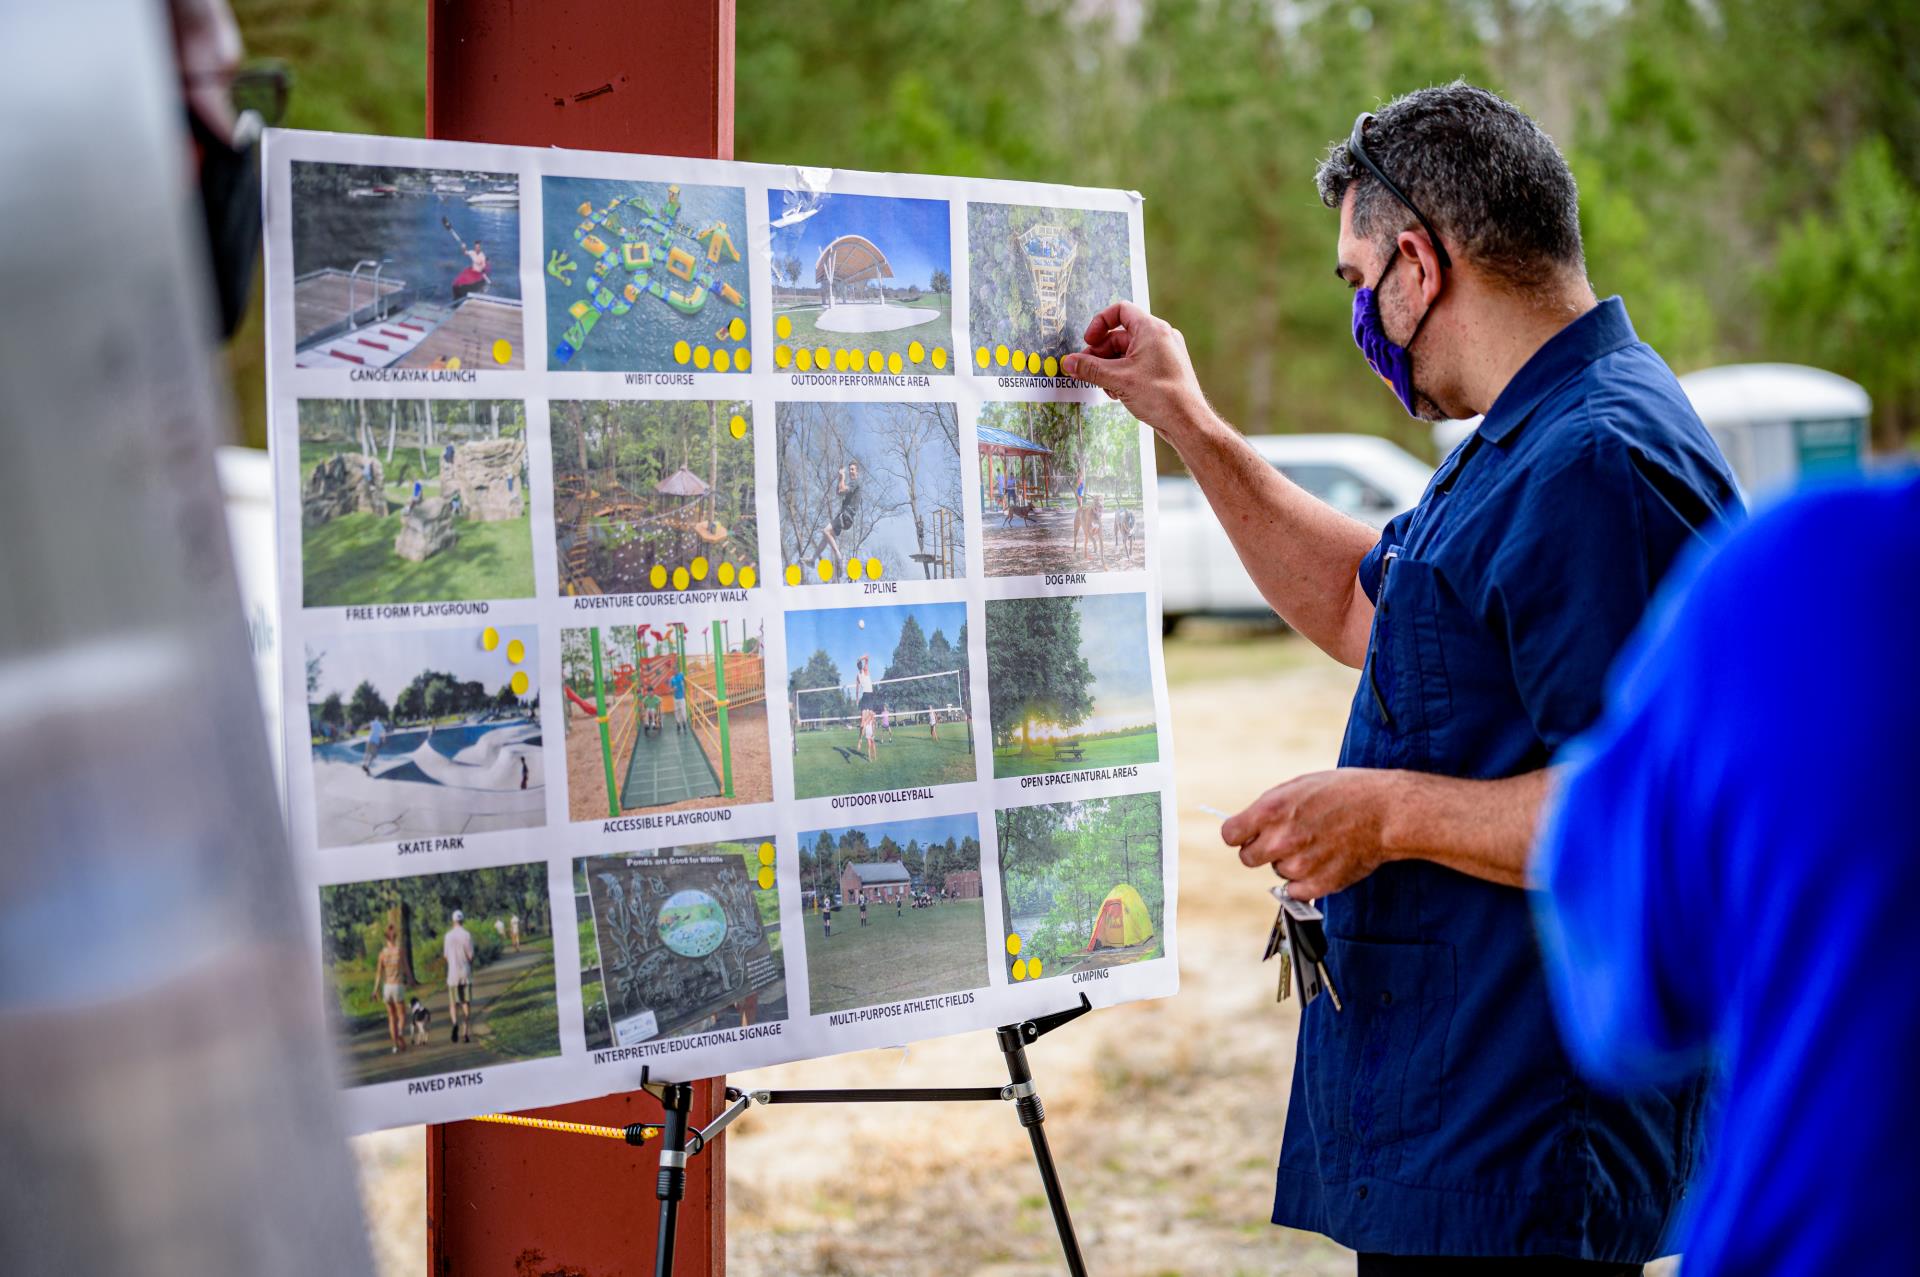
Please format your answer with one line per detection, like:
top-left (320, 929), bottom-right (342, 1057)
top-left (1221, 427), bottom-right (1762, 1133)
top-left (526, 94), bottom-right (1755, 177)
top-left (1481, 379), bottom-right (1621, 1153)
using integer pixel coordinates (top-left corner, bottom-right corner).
top-left (262, 129), bottom-right (1177, 1132)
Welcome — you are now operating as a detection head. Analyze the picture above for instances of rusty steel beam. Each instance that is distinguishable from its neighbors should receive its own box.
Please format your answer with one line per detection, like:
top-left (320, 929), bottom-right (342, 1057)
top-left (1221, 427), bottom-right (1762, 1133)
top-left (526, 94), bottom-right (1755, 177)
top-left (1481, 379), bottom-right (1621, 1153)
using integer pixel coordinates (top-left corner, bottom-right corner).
top-left (425, 4), bottom-right (734, 1271)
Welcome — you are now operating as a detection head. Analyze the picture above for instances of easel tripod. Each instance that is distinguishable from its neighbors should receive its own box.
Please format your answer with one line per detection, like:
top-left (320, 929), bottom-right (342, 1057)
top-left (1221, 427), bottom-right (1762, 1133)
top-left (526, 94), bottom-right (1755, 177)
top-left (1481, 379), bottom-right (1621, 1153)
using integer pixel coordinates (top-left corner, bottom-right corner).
top-left (631, 993), bottom-right (1095, 1275)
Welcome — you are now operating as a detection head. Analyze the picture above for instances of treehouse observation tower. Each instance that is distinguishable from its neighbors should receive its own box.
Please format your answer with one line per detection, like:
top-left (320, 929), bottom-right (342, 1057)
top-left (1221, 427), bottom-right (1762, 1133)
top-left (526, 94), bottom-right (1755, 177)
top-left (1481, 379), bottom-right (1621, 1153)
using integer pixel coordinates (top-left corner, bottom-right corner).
top-left (1016, 223), bottom-right (1078, 341)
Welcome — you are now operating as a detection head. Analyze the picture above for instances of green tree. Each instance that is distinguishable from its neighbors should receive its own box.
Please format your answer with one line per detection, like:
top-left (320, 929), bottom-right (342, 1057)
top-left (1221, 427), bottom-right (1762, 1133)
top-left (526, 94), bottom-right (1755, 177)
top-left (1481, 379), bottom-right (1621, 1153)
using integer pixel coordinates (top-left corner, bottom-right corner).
top-left (984, 597), bottom-right (1093, 752)
top-left (347, 679), bottom-right (389, 729)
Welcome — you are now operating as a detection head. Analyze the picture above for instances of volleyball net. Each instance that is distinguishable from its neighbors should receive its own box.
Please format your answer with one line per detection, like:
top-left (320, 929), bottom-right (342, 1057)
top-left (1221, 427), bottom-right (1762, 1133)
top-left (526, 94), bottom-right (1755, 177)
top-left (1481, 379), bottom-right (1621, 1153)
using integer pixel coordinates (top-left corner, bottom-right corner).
top-left (792, 668), bottom-right (966, 731)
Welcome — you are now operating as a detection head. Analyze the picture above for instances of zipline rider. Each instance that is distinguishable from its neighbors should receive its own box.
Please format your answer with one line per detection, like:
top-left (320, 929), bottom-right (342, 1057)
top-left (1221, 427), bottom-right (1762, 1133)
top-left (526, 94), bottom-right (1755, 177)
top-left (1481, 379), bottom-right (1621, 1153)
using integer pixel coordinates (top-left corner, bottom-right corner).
top-left (1065, 83), bottom-right (1741, 1273)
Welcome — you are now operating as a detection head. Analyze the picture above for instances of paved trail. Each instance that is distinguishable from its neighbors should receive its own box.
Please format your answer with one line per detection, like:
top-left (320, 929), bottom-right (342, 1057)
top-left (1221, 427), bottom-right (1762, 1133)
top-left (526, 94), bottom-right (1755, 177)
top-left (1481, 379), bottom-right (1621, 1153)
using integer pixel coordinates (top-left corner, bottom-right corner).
top-left (345, 944), bottom-right (547, 1087)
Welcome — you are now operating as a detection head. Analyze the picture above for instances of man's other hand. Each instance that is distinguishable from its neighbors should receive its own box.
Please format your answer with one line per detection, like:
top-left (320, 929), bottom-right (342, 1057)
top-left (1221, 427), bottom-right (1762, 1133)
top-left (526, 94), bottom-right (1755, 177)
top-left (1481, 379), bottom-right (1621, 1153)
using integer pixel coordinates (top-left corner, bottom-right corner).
top-left (1221, 768), bottom-right (1402, 900)
top-left (1061, 302), bottom-right (1211, 440)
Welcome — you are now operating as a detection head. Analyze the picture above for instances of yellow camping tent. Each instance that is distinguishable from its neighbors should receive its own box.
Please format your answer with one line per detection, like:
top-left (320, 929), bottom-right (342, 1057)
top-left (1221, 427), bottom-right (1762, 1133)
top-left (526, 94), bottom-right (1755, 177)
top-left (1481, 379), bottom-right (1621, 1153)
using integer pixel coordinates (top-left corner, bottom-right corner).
top-left (1087, 883), bottom-right (1154, 950)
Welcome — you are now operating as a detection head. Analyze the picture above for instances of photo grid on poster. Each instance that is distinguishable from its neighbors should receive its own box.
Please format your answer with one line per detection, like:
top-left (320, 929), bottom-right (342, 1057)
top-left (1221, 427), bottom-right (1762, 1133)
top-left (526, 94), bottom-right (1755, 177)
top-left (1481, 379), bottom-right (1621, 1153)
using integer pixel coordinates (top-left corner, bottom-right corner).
top-left (263, 129), bottom-right (1178, 1132)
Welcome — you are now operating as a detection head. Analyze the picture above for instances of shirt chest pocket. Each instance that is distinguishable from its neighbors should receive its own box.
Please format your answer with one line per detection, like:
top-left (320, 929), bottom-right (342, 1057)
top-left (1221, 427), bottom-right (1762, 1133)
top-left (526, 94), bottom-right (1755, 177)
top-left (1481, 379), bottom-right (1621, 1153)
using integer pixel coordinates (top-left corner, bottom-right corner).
top-left (1364, 552), bottom-right (1455, 767)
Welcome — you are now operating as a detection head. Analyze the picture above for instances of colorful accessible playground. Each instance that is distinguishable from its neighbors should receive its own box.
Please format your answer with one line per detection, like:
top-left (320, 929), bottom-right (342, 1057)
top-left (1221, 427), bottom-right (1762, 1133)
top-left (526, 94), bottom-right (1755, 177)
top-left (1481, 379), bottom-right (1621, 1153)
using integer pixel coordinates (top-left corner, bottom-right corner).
top-left (551, 400), bottom-right (758, 597)
top-left (766, 190), bottom-right (954, 375)
top-left (562, 620), bottom-right (771, 822)
top-left (306, 625), bottom-right (543, 848)
top-left (543, 177), bottom-right (752, 372)
top-left (291, 162), bottom-right (524, 371)
top-left (967, 201), bottom-right (1132, 373)
top-left (998, 791), bottom-right (1165, 985)
top-left (985, 592), bottom-right (1160, 778)
top-left (298, 399), bottom-right (533, 607)
top-left (979, 401), bottom-right (1146, 576)
top-left (786, 602), bottom-right (976, 800)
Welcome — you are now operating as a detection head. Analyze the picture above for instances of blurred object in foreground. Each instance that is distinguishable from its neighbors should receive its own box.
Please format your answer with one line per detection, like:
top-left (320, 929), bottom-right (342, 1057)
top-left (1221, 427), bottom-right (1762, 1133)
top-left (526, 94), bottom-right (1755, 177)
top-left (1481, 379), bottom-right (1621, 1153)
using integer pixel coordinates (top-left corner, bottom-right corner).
top-left (0, 4), bottom-right (369, 1275)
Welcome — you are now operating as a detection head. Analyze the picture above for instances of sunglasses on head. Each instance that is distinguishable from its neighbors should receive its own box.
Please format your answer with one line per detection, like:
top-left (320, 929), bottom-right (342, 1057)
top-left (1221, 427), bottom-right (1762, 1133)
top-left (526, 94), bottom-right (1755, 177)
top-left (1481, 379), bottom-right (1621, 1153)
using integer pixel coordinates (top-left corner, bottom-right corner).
top-left (1347, 112), bottom-right (1452, 271)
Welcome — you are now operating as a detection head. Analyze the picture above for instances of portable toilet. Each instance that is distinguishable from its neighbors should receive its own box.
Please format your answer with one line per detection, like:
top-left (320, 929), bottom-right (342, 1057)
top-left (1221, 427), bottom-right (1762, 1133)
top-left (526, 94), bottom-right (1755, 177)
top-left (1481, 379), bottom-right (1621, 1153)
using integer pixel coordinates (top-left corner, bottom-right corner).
top-left (1678, 363), bottom-right (1871, 505)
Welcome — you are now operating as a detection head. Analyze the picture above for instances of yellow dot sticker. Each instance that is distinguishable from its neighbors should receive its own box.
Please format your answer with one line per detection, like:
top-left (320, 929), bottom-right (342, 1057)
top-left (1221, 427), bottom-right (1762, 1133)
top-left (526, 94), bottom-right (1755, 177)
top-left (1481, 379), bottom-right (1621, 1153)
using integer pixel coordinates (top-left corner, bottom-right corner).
top-left (976, 345), bottom-right (991, 368)
top-left (758, 841), bottom-right (775, 866)
top-left (887, 352), bottom-right (903, 376)
top-left (775, 314), bottom-right (793, 339)
top-left (1012, 349), bottom-right (1027, 373)
top-left (1043, 355), bottom-right (1060, 378)
top-left (693, 345), bottom-right (712, 370)
top-left (995, 344), bottom-right (1010, 367)
top-left (712, 348), bottom-right (731, 373)
top-left (691, 556), bottom-right (710, 582)
top-left (729, 316), bottom-right (747, 342)
top-left (794, 347), bottom-right (813, 371)
top-left (847, 558), bottom-right (865, 581)
top-left (510, 670), bottom-right (529, 696)
top-left (729, 414), bottom-right (748, 439)
top-left (757, 867), bottom-right (776, 890)
top-left (1011, 958), bottom-right (1028, 981)
top-left (492, 338), bottom-right (512, 365)
top-left (817, 557), bottom-right (836, 583)
top-left (446, 356), bottom-right (461, 370)
top-left (734, 346), bottom-right (751, 371)
top-left (865, 557), bottom-right (882, 580)
top-left (815, 346), bottom-right (831, 371)
top-left (672, 566), bottom-right (690, 591)
top-left (775, 344), bottom-right (793, 369)
top-left (909, 340), bottom-right (925, 364)
top-left (718, 562), bottom-right (737, 586)
top-left (649, 564), bottom-right (668, 590)
top-left (1006, 933), bottom-right (1023, 956)
top-left (739, 566), bottom-right (757, 589)
top-left (673, 340), bottom-right (692, 366)
top-left (785, 564), bottom-right (802, 586)
top-left (481, 626), bottom-right (500, 652)
top-left (505, 638), bottom-right (525, 665)
top-left (931, 347), bottom-right (947, 369)
top-left (1030, 958), bottom-right (1043, 979)
top-left (867, 349), bottom-right (884, 374)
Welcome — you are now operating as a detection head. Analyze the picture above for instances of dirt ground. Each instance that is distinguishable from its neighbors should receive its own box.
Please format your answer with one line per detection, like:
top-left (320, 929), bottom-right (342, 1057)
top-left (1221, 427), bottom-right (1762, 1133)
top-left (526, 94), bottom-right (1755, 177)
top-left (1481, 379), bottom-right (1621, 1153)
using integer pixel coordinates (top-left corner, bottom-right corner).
top-left (353, 625), bottom-right (1681, 1275)
top-left (565, 697), bottom-right (773, 821)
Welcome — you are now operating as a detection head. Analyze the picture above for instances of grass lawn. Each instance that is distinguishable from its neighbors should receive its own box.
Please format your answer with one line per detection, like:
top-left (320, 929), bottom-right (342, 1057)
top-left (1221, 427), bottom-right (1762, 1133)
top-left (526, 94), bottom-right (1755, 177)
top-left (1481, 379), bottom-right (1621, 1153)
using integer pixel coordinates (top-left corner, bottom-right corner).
top-left (773, 293), bottom-right (955, 365)
top-left (992, 728), bottom-right (1159, 778)
top-left (483, 937), bottom-right (561, 1061)
top-left (805, 898), bottom-right (989, 1014)
top-left (791, 724), bottom-right (976, 799)
top-left (303, 509), bottom-right (535, 606)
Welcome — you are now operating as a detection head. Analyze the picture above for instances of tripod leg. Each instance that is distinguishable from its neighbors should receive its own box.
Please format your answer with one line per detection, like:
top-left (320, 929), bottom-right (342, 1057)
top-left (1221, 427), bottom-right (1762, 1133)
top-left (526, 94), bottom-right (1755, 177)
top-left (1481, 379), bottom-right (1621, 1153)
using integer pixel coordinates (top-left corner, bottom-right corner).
top-left (653, 1082), bottom-right (693, 1277)
top-left (998, 1032), bottom-right (1088, 1276)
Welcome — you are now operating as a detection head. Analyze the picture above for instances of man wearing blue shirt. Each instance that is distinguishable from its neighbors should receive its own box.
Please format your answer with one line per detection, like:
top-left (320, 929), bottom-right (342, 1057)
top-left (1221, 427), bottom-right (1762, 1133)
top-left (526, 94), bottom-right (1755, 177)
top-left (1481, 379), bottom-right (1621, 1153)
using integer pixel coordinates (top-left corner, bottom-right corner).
top-left (1065, 82), bottom-right (1740, 1270)
top-left (1534, 473), bottom-right (1920, 1275)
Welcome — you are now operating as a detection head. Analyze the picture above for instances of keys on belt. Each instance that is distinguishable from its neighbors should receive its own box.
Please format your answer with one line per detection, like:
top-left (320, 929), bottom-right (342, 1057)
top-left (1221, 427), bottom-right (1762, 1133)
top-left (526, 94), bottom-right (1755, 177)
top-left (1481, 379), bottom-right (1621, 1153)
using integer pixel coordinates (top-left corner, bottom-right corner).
top-left (1264, 886), bottom-right (1342, 1012)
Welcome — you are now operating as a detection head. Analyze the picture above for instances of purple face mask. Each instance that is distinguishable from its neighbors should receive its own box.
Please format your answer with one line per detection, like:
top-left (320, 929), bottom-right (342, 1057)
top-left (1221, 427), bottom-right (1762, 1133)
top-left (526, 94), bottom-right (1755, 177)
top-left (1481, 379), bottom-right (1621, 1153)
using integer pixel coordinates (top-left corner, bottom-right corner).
top-left (1351, 258), bottom-right (1432, 417)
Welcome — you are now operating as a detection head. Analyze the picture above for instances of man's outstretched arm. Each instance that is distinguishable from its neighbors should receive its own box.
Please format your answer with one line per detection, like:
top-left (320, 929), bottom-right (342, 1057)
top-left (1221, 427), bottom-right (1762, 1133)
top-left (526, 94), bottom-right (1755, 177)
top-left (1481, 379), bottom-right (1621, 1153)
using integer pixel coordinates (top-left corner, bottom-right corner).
top-left (1064, 302), bottom-right (1381, 668)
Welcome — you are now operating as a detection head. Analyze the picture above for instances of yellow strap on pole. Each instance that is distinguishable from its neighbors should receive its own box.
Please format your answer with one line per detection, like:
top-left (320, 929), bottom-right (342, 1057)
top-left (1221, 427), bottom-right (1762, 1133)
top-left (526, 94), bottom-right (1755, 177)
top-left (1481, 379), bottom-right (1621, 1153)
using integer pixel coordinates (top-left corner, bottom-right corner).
top-left (471, 1112), bottom-right (659, 1143)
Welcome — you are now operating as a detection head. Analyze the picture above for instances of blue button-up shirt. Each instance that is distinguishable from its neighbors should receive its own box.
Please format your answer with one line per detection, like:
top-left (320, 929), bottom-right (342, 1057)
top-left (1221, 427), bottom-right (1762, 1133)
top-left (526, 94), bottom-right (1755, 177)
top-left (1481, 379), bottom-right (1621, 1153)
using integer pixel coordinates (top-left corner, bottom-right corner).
top-left (1535, 473), bottom-right (1920, 1276)
top-left (1271, 298), bottom-right (1741, 1258)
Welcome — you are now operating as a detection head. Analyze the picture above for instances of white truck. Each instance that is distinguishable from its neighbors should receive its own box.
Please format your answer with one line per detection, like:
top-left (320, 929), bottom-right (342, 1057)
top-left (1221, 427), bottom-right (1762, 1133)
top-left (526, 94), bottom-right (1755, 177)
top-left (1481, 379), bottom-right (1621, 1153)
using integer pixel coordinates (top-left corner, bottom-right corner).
top-left (1158, 433), bottom-right (1433, 629)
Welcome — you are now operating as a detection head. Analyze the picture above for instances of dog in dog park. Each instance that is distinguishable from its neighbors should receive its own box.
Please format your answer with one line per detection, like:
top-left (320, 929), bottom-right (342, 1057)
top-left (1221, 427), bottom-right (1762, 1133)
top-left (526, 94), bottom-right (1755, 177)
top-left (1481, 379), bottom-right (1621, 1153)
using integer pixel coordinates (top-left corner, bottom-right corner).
top-left (1074, 492), bottom-right (1106, 564)
top-left (1112, 507), bottom-right (1136, 562)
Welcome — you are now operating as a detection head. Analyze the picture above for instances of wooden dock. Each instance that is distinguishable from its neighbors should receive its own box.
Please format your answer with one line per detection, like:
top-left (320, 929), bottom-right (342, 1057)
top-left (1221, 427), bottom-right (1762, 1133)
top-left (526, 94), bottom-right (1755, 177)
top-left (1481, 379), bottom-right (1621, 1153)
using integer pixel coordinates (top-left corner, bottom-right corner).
top-left (397, 296), bottom-right (526, 370)
top-left (293, 270), bottom-right (405, 344)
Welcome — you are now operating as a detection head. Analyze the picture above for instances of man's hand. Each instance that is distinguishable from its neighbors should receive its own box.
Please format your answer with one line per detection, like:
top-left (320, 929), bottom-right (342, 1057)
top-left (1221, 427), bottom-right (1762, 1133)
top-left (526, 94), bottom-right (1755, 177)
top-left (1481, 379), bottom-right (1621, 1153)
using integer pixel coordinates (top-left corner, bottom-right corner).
top-left (1222, 767), bottom-right (1549, 895)
top-left (1221, 768), bottom-right (1404, 900)
top-left (1061, 302), bottom-right (1212, 441)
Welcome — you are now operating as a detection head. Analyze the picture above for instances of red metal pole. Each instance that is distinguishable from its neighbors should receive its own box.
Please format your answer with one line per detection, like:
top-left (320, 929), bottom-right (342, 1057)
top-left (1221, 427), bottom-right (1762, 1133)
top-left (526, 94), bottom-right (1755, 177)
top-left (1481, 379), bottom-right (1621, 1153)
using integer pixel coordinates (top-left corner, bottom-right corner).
top-left (425, 3), bottom-right (734, 1272)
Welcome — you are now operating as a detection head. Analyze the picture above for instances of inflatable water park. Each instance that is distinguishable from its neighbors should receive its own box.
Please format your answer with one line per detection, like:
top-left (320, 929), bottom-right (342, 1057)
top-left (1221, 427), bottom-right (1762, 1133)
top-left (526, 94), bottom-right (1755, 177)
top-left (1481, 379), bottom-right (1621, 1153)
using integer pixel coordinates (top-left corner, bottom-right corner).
top-left (547, 184), bottom-right (746, 367)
